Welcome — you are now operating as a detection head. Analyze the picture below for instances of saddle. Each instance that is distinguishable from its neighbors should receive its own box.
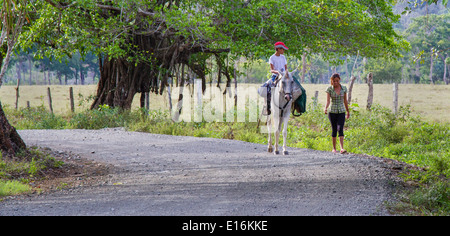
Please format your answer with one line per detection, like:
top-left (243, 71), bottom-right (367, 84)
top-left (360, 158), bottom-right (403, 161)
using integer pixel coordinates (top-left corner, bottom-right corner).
top-left (258, 75), bottom-right (281, 116)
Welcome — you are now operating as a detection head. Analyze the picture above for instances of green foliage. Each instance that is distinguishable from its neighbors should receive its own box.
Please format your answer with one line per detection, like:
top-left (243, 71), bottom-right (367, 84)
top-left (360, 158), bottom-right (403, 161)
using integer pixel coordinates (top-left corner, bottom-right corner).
top-left (0, 146), bottom-right (63, 197)
top-left (21, 0), bottom-right (408, 63)
top-left (0, 180), bottom-right (32, 196)
top-left (392, 181), bottom-right (450, 216)
top-left (364, 58), bottom-right (404, 83)
top-left (402, 13), bottom-right (450, 83)
top-left (5, 104), bottom-right (68, 129)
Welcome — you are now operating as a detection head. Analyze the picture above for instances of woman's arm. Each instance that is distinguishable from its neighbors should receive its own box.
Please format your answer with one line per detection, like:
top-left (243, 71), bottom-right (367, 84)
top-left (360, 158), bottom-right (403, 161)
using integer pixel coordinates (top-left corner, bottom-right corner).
top-left (344, 92), bottom-right (350, 119)
top-left (325, 92), bottom-right (330, 114)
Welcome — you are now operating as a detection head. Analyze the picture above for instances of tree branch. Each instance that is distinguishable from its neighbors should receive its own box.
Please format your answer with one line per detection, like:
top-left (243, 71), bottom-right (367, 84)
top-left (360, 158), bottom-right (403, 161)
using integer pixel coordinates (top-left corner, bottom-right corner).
top-left (138, 8), bottom-right (155, 17)
top-left (44, 0), bottom-right (77, 10)
top-left (96, 4), bottom-right (121, 12)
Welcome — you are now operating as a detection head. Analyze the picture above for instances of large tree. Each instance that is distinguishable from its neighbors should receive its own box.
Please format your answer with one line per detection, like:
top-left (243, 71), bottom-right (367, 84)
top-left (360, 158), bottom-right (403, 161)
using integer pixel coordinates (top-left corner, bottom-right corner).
top-left (0, 0), bottom-right (29, 155)
top-left (21, 0), bottom-right (409, 110)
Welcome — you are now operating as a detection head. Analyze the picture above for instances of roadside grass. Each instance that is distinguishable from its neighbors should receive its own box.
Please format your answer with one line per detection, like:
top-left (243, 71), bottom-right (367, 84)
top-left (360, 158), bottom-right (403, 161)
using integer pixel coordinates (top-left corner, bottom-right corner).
top-left (0, 147), bottom-right (64, 198)
top-left (0, 180), bottom-right (32, 197)
top-left (2, 102), bottom-right (449, 215)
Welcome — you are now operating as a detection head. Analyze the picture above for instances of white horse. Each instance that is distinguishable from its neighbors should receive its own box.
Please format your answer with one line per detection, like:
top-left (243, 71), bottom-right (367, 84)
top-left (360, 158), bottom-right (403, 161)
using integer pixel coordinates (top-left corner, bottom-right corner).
top-left (267, 71), bottom-right (301, 155)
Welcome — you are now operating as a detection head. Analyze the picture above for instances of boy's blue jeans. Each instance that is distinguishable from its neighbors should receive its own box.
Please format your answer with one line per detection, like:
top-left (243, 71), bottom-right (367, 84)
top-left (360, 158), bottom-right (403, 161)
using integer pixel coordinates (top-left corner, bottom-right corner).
top-left (263, 74), bottom-right (278, 115)
top-left (271, 74), bottom-right (278, 82)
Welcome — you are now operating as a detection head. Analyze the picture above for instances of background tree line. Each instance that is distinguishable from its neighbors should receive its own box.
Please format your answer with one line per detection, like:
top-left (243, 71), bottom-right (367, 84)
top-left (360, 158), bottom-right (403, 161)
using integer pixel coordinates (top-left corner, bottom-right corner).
top-left (2, 48), bottom-right (99, 85)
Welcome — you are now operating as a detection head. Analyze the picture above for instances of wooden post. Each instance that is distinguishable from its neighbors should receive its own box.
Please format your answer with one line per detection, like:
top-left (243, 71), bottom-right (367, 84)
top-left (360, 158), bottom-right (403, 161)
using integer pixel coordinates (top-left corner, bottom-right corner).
top-left (347, 75), bottom-right (356, 105)
top-left (69, 87), bottom-right (75, 113)
top-left (15, 77), bottom-right (20, 110)
top-left (47, 87), bottom-right (53, 114)
top-left (393, 83), bottom-right (398, 115)
top-left (366, 73), bottom-right (373, 111)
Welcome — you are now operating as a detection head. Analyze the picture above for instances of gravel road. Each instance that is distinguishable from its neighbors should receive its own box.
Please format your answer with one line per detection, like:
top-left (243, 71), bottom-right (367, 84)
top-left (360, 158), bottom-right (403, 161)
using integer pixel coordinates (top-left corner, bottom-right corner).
top-left (0, 129), bottom-right (401, 216)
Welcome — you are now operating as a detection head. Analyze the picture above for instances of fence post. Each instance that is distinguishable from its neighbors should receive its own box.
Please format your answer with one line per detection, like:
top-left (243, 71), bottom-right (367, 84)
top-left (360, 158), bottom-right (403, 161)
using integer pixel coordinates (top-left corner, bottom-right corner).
top-left (393, 83), bottom-right (398, 115)
top-left (366, 73), bottom-right (373, 111)
top-left (69, 87), bottom-right (75, 113)
top-left (47, 87), bottom-right (53, 114)
top-left (15, 78), bottom-right (20, 110)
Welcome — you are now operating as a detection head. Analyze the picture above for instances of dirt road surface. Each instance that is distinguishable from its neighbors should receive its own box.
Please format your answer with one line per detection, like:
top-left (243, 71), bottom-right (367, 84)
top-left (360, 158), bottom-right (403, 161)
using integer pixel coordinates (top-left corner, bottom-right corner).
top-left (0, 129), bottom-right (401, 216)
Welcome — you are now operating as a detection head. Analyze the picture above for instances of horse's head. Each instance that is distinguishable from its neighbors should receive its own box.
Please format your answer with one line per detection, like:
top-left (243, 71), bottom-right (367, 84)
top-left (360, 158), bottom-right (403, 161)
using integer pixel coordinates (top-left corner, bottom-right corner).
top-left (279, 71), bottom-right (294, 102)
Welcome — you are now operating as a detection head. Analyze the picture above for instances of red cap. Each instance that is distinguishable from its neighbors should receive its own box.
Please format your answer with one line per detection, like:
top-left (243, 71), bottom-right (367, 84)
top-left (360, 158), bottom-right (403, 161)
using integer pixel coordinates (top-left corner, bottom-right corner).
top-left (274, 41), bottom-right (288, 50)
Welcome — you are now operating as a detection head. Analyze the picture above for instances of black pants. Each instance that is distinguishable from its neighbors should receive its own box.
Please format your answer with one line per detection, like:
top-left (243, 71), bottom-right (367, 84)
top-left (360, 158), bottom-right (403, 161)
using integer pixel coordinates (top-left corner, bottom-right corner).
top-left (328, 113), bottom-right (345, 137)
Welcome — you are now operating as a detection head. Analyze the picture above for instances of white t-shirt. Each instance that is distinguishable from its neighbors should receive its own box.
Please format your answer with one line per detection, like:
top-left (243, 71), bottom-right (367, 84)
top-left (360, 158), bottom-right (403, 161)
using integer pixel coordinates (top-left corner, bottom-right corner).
top-left (269, 54), bottom-right (287, 75)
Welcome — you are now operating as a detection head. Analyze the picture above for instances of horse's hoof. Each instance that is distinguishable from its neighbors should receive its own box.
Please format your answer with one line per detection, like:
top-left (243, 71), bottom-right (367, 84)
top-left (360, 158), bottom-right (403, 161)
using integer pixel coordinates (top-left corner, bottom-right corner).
top-left (283, 151), bottom-right (289, 155)
top-left (274, 150), bottom-right (280, 155)
top-left (268, 147), bottom-right (273, 153)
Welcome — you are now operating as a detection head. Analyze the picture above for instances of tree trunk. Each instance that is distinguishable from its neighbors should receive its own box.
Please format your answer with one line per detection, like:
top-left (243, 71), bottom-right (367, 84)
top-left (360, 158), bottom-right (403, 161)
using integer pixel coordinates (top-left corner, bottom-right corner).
top-left (90, 56), bottom-right (153, 110)
top-left (0, 101), bottom-right (26, 156)
top-left (443, 55), bottom-right (448, 85)
top-left (89, 28), bottom-right (228, 110)
top-left (347, 75), bottom-right (356, 104)
top-left (0, 44), bottom-right (26, 156)
top-left (301, 52), bottom-right (306, 83)
top-left (57, 71), bottom-right (62, 85)
top-left (447, 64), bottom-right (450, 85)
top-left (48, 70), bottom-right (51, 85)
top-left (79, 64), bottom-right (85, 85)
top-left (28, 55), bottom-right (33, 85)
top-left (42, 63), bottom-right (47, 85)
top-left (430, 49), bottom-right (434, 84)
top-left (393, 83), bottom-right (398, 114)
top-left (414, 59), bottom-right (421, 83)
top-left (344, 56), bottom-right (349, 83)
top-left (16, 60), bottom-right (22, 87)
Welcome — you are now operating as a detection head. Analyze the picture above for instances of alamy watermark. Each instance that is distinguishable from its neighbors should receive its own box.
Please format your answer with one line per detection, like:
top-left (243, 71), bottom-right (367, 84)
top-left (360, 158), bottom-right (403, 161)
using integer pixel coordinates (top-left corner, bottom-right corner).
top-left (169, 79), bottom-right (274, 133)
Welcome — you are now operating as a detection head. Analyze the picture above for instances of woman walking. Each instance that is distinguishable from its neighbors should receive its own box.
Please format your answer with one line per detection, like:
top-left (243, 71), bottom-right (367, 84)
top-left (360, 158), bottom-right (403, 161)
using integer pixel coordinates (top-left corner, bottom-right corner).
top-left (324, 73), bottom-right (350, 154)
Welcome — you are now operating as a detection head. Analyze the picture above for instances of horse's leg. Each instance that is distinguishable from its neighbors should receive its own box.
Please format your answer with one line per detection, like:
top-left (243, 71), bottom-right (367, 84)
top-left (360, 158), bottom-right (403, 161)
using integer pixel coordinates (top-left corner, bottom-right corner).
top-left (274, 116), bottom-right (281, 155)
top-left (267, 115), bottom-right (273, 153)
top-left (282, 115), bottom-right (289, 155)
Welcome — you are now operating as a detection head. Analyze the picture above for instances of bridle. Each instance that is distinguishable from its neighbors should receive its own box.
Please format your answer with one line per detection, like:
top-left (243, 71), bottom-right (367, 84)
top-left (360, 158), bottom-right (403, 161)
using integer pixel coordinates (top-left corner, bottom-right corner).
top-left (273, 74), bottom-right (293, 116)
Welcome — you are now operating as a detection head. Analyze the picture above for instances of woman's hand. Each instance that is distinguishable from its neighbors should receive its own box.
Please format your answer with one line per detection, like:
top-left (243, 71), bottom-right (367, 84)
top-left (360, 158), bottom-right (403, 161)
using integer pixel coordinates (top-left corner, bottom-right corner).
top-left (346, 113), bottom-right (350, 119)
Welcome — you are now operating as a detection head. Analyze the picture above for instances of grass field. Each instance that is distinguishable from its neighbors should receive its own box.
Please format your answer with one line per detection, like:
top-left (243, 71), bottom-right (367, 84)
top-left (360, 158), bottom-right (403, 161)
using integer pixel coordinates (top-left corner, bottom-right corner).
top-left (0, 83), bottom-right (449, 123)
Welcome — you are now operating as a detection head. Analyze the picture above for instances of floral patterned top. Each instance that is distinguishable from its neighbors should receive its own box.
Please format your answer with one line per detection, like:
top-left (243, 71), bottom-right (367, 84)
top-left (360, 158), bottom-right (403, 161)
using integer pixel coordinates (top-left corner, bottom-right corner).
top-left (326, 85), bottom-right (347, 114)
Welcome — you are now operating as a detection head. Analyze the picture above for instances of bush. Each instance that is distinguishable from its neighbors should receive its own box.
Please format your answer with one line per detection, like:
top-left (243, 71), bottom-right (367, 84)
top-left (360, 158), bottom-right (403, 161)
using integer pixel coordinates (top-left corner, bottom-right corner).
top-left (5, 105), bottom-right (68, 129)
